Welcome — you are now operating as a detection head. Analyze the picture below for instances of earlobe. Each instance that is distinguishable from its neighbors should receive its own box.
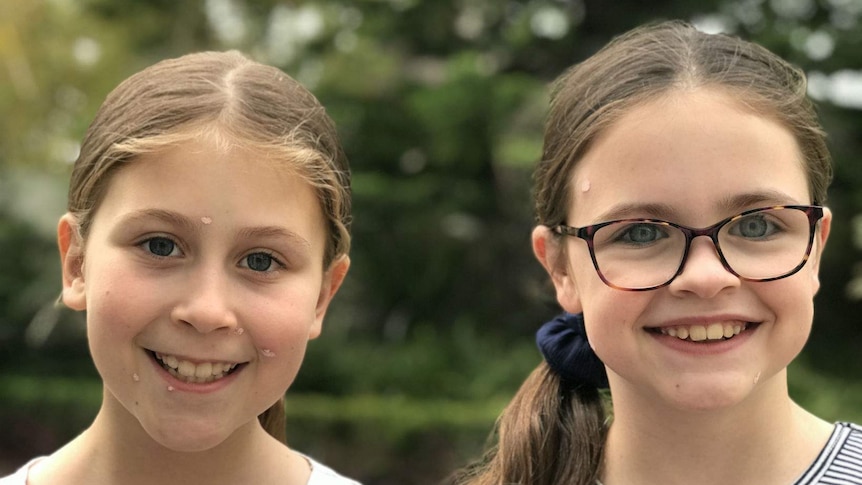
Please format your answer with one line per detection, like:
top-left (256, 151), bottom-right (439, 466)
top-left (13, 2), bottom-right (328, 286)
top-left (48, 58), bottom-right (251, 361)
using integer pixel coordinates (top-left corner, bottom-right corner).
top-left (309, 254), bottom-right (351, 339)
top-left (58, 214), bottom-right (87, 311)
top-left (532, 226), bottom-right (583, 314)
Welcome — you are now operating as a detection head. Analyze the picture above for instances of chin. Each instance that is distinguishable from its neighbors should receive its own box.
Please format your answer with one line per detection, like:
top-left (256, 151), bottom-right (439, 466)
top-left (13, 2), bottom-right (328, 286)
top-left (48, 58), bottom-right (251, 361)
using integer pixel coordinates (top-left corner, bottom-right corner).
top-left (660, 378), bottom-right (757, 413)
top-left (142, 418), bottom-right (235, 453)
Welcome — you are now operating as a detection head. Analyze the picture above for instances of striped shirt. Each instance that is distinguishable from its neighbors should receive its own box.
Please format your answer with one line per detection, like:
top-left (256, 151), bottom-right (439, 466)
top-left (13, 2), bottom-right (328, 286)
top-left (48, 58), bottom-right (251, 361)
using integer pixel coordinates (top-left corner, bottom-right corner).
top-left (795, 422), bottom-right (862, 484)
top-left (595, 422), bottom-right (862, 485)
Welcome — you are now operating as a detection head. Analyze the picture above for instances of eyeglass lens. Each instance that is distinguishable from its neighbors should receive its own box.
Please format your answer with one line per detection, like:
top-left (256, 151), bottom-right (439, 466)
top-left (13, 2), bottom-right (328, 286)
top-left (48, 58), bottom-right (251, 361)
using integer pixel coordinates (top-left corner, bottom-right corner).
top-left (590, 207), bottom-right (814, 290)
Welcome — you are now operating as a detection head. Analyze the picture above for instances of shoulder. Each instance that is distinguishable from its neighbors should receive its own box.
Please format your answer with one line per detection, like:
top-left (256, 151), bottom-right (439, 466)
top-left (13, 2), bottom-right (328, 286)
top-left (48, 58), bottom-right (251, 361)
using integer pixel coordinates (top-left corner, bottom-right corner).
top-left (830, 421), bottom-right (862, 452)
top-left (844, 421), bottom-right (862, 435)
top-left (795, 422), bottom-right (862, 485)
top-left (0, 457), bottom-right (44, 485)
top-left (305, 456), bottom-right (362, 485)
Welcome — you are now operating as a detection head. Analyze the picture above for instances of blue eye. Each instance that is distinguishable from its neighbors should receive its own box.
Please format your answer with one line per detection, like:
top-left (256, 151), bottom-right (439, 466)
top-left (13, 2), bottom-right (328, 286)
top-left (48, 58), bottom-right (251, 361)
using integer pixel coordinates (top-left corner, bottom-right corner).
top-left (731, 215), bottom-right (775, 239)
top-left (619, 223), bottom-right (667, 244)
top-left (244, 252), bottom-right (276, 272)
top-left (145, 237), bottom-right (177, 257)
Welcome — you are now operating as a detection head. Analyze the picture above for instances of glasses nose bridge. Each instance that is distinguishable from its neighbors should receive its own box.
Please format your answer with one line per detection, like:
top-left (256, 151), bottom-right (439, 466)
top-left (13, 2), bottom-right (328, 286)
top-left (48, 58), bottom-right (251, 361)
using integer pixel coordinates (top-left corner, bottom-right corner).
top-left (681, 220), bottom-right (725, 247)
top-left (678, 221), bottom-right (730, 268)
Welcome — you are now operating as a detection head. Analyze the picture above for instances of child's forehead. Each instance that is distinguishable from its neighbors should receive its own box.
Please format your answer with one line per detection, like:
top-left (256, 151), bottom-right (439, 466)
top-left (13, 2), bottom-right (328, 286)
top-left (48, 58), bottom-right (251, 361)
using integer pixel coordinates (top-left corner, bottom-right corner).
top-left (575, 86), bottom-right (804, 173)
top-left (566, 87), bottom-right (810, 223)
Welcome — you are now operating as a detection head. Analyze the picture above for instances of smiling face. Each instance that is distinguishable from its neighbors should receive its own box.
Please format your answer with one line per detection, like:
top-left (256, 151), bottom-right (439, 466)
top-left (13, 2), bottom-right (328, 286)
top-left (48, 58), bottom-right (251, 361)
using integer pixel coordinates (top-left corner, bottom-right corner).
top-left (59, 133), bottom-right (348, 452)
top-left (534, 87), bottom-right (830, 412)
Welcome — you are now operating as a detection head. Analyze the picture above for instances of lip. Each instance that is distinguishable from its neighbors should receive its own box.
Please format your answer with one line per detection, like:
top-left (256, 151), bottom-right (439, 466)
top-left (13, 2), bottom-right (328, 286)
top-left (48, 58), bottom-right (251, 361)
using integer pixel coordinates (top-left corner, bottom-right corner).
top-left (144, 349), bottom-right (246, 394)
top-left (645, 317), bottom-right (761, 356)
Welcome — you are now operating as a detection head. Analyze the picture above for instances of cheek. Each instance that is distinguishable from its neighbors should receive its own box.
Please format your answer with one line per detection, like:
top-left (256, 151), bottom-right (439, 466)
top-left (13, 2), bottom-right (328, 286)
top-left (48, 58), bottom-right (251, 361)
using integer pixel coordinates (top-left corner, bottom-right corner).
top-left (243, 285), bottom-right (320, 366)
top-left (83, 269), bottom-right (162, 395)
top-left (248, 302), bottom-right (316, 397)
top-left (762, 277), bottom-right (816, 343)
top-left (580, 290), bottom-right (652, 359)
top-left (85, 263), bottom-right (171, 335)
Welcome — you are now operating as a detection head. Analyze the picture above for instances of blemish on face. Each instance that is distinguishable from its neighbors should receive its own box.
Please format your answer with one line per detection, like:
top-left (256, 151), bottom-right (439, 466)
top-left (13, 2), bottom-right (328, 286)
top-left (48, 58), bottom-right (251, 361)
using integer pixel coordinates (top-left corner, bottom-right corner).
top-left (580, 179), bottom-right (591, 193)
top-left (167, 385), bottom-right (175, 392)
top-left (201, 216), bottom-right (212, 225)
top-left (132, 373), bottom-right (140, 382)
top-left (234, 327), bottom-right (245, 336)
top-left (260, 348), bottom-right (276, 358)
top-left (753, 371), bottom-right (761, 385)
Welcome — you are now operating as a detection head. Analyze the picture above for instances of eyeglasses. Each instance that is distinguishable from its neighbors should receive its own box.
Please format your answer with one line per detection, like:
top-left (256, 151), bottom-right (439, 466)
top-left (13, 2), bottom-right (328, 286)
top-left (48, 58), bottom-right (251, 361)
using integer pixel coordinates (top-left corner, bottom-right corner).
top-left (554, 205), bottom-right (824, 291)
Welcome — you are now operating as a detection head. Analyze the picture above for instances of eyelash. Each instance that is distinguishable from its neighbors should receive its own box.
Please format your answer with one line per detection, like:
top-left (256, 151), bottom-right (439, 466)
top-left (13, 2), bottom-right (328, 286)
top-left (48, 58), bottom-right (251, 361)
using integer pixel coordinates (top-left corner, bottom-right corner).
top-left (136, 236), bottom-right (288, 274)
top-left (138, 236), bottom-right (183, 259)
top-left (240, 250), bottom-right (288, 274)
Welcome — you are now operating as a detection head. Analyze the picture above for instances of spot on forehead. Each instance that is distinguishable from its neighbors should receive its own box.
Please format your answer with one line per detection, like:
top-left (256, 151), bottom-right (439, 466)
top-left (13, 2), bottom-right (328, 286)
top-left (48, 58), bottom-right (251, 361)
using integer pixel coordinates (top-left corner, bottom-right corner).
top-left (581, 179), bottom-right (591, 193)
top-left (132, 373), bottom-right (140, 382)
top-left (201, 216), bottom-right (212, 225)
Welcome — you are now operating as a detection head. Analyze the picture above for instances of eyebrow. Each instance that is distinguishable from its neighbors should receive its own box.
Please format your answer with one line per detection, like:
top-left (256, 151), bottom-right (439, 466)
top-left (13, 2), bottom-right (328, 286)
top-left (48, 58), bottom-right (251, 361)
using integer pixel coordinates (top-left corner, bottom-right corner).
top-left (118, 209), bottom-right (311, 248)
top-left (716, 190), bottom-right (806, 212)
top-left (590, 190), bottom-right (805, 224)
top-left (119, 209), bottom-right (199, 233)
top-left (593, 202), bottom-right (680, 223)
top-left (236, 225), bottom-right (311, 249)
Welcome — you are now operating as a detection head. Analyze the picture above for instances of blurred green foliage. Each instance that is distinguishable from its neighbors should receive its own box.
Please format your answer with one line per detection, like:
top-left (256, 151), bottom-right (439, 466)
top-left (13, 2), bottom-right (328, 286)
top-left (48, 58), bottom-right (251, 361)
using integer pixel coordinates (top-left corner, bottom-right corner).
top-left (2, 0), bottom-right (862, 483)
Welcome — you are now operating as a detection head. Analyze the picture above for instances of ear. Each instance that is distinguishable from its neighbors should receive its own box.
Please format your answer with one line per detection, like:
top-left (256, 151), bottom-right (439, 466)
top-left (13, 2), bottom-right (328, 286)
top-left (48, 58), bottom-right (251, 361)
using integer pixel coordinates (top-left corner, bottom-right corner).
top-left (807, 207), bottom-right (832, 294)
top-left (58, 214), bottom-right (87, 311)
top-left (532, 225), bottom-right (582, 314)
top-left (309, 254), bottom-right (351, 339)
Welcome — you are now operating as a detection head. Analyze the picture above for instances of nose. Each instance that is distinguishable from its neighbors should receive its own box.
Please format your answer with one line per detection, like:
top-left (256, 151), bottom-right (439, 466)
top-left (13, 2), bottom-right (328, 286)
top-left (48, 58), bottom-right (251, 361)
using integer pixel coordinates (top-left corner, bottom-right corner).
top-left (170, 264), bottom-right (238, 333)
top-left (668, 236), bottom-right (740, 298)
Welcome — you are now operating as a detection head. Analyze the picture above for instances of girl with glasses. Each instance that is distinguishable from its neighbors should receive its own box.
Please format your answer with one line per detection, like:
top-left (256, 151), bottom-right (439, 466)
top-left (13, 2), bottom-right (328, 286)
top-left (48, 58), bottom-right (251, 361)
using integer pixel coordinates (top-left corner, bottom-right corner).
top-left (457, 20), bottom-right (860, 485)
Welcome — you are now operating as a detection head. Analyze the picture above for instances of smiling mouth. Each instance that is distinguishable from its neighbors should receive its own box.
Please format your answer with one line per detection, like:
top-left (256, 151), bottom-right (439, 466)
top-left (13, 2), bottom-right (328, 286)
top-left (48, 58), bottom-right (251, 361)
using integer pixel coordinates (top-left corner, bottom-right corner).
top-left (148, 351), bottom-right (242, 383)
top-left (650, 322), bottom-right (756, 342)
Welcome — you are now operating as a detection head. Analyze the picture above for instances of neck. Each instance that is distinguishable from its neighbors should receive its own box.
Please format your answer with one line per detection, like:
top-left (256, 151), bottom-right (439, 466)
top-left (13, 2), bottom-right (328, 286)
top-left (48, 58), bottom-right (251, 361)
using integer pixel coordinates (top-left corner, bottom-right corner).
top-left (32, 391), bottom-right (309, 485)
top-left (602, 370), bottom-right (832, 485)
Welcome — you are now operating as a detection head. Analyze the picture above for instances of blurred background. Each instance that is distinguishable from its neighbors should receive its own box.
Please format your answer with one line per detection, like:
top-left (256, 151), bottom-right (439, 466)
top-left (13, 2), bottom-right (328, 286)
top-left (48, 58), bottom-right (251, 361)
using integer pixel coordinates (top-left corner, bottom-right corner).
top-left (1, 0), bottom-right (861, 483)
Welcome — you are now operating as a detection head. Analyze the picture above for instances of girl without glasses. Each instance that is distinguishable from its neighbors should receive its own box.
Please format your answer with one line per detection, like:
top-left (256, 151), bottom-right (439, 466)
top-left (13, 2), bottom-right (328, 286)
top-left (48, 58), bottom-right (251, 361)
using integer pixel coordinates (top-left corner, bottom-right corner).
top-left (1, 51), bottom-right (359, 485)
top-left (457, 20), bottom-right (861, 485)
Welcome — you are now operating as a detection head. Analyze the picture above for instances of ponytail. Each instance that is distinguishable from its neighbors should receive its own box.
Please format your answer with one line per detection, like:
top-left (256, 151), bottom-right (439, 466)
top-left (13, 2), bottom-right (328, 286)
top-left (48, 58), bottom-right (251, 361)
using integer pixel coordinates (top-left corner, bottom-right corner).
top-left (455, 362), bottom-right (606, 485)
top-left (258, 396), bottom-right (287, 443)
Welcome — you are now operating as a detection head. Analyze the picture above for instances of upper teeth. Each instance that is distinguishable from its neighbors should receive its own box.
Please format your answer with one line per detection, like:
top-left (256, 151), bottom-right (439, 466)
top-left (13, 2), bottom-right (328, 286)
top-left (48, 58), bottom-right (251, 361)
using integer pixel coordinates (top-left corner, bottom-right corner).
top-left (155, 352), bottom-right (238, 383)
top-left (659, 323), bottom-right (747, 341)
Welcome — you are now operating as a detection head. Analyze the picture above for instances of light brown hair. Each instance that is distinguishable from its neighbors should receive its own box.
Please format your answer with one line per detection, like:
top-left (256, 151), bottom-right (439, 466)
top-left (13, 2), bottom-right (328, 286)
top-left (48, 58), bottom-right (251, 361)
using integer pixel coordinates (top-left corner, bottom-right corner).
top-left (457, 20), bottom-right (831, 485)
top-left (66, 50), bottom-right (350, 443)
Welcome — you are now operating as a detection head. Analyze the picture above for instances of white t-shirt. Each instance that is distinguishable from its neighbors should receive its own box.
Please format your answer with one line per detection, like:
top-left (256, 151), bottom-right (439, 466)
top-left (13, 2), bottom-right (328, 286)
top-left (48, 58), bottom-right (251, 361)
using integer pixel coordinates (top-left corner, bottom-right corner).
top-left (0, 455), bottom-right (361, 485)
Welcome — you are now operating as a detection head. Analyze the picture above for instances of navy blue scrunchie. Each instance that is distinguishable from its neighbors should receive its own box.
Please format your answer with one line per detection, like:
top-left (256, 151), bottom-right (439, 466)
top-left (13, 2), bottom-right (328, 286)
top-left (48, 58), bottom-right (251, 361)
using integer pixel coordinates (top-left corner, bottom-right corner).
top-left (536, 312), bottom-right (609, 389)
